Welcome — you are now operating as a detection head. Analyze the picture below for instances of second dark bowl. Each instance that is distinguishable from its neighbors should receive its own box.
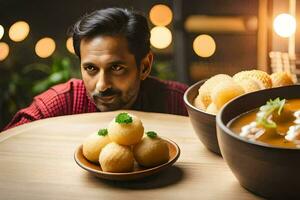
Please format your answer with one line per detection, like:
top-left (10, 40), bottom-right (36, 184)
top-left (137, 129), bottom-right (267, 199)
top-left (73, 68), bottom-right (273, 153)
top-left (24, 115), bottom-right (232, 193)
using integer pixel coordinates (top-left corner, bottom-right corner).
top-left (217, 84), bottom-right (300, 198)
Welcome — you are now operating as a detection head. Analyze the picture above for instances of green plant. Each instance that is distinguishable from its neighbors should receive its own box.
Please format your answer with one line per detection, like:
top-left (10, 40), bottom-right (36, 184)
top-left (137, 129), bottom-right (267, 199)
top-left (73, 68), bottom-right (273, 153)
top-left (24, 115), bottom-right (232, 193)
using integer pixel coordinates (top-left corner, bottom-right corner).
top-left (0, 56), bottom-right (79, 130)
top-left (151, 60), bottom-right (175, 80)
top-left (28, 56), bottom-right (78, 94)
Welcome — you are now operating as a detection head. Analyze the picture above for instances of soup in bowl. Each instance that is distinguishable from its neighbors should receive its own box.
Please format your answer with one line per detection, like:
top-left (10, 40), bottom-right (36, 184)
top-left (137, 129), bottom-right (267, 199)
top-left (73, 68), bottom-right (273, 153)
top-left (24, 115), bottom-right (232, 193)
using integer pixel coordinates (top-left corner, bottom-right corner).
top-left (216, 84), bottom-right (300, 198)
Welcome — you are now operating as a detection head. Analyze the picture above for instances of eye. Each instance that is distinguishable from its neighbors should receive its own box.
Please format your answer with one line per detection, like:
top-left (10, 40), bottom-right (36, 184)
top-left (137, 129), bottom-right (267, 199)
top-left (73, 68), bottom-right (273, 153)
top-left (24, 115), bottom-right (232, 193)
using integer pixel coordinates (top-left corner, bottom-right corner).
top-left (84, 65), bottom-right (98, 73)
top-left (111, 64), bottom-right (124, 72)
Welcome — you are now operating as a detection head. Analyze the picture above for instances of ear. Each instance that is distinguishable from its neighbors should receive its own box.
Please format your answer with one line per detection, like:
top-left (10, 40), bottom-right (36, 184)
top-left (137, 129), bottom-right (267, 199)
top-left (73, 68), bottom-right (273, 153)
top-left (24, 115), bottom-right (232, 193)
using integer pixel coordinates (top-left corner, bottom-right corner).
top-left (139, 52), bottom-right (153, 80)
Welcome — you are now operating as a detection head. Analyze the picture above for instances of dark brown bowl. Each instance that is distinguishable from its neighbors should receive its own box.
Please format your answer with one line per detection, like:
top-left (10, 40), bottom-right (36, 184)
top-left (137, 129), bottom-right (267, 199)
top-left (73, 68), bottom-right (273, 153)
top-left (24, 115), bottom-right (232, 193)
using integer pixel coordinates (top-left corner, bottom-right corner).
top-left (216, 84), bottom-right (300, 198)
top-left (184, 80), bottom-right (221, 155)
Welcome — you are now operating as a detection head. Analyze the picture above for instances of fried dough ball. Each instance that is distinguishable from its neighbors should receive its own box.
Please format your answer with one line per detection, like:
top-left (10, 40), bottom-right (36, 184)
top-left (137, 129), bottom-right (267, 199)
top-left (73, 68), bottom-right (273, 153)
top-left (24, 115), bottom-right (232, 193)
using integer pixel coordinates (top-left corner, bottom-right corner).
top-left (108, 113), bottom-right (144, 145)
top-left (193, 94), bottom-right (206, 110)
top-left (99, 142), bottom-right (134, 172)
top-left (237, 78), bottom-right (262, 93)
top-left (270, 71), bottom-right (295, 87)
top-left (206, 103), bottom-right (218, 115)
top-left (197, 74), bottom-right (232, 109)
top-left (82, 129), bottom-right (111, 163)
top-left (233, 70), bottom-right (272, 89)
top-left (211, 80), bottom-right (245, 109)
top-left (133, 131), bottom-right (169, 168)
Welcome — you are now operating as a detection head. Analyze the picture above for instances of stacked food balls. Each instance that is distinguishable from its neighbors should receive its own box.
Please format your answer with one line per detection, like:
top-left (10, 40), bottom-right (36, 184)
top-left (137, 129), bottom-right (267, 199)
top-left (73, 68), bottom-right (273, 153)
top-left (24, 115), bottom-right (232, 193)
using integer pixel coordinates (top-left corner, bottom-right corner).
top-left (133, 131), bottom-right (170, 167)
top-left (194, 70), bottom-right (295, 115)
top-left (82, 112), bottom-right (170, 172)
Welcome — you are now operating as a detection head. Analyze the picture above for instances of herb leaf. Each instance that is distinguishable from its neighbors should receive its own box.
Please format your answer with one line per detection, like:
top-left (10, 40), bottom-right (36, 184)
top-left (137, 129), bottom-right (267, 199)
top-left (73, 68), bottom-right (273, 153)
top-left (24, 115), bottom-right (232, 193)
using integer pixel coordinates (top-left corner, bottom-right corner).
top-left (256, 98), bottom-right (286, 129)
top-left (115, 113), bottom-right (133, 124)
top-left (98, 128), bottom-right (108, 136)
top-left (277, 99), bottom-right (285, 115)
top-left (257, 117), bottom-right (277, 129)
top-left (146, 131), bottom-right (157, 138)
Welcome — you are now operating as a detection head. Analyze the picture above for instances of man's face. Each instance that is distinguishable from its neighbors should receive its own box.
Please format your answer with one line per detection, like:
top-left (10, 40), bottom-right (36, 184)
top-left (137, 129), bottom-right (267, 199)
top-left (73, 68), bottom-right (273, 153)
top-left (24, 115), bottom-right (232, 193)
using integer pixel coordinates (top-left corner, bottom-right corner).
top-left (80, 35), bottom-right (142, 111)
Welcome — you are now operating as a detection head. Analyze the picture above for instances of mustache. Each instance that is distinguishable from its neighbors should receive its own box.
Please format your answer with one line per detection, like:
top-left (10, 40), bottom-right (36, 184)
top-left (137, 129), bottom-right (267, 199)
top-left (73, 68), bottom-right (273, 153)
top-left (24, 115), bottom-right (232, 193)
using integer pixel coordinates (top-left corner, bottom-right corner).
top-left (92, 88), bottom-right (120, 98)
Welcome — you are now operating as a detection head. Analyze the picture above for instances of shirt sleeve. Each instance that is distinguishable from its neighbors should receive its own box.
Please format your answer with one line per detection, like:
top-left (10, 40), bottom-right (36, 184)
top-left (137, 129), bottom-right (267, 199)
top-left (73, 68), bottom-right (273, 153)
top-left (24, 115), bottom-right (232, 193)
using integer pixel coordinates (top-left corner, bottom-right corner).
top-left (3, 98), bottom-right (45, 131)
top-left (3, 85), bottom-right (69, 131)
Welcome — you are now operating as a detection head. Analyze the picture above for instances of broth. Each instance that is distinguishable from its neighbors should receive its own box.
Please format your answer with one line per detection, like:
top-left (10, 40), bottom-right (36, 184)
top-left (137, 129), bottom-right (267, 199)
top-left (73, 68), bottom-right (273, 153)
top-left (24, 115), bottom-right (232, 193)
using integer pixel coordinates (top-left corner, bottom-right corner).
top-left (228, 99), bottom-right (300, 148)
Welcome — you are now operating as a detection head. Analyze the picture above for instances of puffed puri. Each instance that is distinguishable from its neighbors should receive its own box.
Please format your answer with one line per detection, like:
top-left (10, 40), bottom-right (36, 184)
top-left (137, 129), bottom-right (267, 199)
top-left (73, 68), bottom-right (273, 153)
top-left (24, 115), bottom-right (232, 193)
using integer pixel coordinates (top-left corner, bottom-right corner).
top-left (82, 132), bottom-right (111, 163)
top-left (99, 142), bottom-right (134, 172)
top-left (197, 74), bottom-right (233, 109)
top-left (108, 114), bottom-right (144, 145)
top-left (133, 136), bottom-right (170, 168)
top-left (211, 80), bottom-right (245, 110)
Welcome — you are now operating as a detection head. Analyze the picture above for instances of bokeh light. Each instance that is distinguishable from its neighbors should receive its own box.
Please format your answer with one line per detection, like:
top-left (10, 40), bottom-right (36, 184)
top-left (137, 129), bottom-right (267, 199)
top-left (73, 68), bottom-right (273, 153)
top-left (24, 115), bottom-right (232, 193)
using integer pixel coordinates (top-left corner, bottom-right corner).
top-left (150, 26), bottom-right (172, 49)
top-left (0, 25), bottom-right (4, 40)
top-left (273, 13), bottom-right (296, 38)
top-left (193, 34), bottom-right (216, 57)
top-left (0, 42), bottom-right (9, 61)
top-left (9, 21), bottom-right (30, 42)
top-left (149, 4), bottom-right (173, 26)
top-left (66, 37), bottom-right (75, 54)
top-left (35, 37), bottom-right (56, 58)
top-left (246, 17), bottom-right (258, 31)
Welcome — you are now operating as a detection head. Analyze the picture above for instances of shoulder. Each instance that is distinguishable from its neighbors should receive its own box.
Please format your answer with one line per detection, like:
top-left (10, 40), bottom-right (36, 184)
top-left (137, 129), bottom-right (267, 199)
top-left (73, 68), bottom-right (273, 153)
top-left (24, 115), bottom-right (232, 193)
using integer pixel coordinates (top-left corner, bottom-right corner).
top-left (50, 78), bottom-right (85, 94)
top-left (3, 79), bottom-right (88, 130)
top-left (140, 76), bottom-right (189, 116)
top-left (34, 79), bottom-right (86, 116)
top-left (35, 79), bottom-right (84, 99)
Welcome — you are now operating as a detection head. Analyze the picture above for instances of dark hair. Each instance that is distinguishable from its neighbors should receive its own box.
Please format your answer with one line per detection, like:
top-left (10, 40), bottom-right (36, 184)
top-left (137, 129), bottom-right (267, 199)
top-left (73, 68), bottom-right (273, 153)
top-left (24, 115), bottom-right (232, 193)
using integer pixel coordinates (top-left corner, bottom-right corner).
top-left (70, 7), bottom-right (150, 66)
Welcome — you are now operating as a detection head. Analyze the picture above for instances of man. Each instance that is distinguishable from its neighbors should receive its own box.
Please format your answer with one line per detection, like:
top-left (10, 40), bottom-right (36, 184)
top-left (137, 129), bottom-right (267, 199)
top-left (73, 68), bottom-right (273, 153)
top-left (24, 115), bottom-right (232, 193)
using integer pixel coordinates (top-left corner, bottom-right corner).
top-left (4, 8), bottom-right (188, 131)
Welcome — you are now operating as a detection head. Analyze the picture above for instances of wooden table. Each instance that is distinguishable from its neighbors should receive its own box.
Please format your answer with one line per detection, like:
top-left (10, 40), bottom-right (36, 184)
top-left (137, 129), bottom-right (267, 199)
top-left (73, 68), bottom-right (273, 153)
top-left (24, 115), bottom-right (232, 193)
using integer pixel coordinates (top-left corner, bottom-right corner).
top-left (0, 111), bottom-right (263, 200)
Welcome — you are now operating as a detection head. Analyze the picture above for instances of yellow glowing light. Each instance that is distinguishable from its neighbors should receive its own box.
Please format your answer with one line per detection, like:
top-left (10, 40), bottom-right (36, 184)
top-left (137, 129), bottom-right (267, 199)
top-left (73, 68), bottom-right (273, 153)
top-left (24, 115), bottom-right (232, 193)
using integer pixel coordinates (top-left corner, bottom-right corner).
top-left (9, 21), bottom-right (30, 42)
top-left (193, 34), bottom-right (216, 57)
top-left (66, 37), bottom-right (75, 54)
top-left (0, 42), bottom-right (9, 61)
top-left (149, 4), bottom-right (173, 26)
top-left (35, 37), bottom-right (56, 58)
top-left (150, 26), bottom-right (172, 49)
top-left (273, 13), bottom-right (296, 38)
top-left (0, 25), bottom-right (4, 40)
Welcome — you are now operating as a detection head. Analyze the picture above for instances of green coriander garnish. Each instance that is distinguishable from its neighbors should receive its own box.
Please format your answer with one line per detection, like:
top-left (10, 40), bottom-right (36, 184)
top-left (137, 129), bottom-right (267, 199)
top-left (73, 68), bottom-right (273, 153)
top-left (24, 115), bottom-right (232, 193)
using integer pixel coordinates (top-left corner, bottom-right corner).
top-left (146, 131), bottom-right (157, 138)
top-left (115, 113), bottom-right (133, 124)
top-left (256, 98), bottom-right (286, 128)
top-left (98, 128), bottom-right (108, 136)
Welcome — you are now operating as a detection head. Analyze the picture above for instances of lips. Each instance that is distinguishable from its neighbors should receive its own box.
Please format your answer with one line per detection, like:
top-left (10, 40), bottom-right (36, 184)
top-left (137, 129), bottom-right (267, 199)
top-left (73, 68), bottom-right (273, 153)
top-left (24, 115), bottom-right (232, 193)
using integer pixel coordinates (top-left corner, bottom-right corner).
top-left (94, 95), bottom-right (117, 104)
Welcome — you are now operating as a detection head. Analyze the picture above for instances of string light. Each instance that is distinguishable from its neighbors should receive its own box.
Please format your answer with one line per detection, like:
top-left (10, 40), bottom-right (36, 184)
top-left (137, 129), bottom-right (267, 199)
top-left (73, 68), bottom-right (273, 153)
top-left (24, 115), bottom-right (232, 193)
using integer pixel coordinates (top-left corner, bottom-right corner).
top-left (0, 42), bottom-right (9, 61)
top-left (35, 37), bottom-right (56, 58)
top-left (0, 25), bottom-right (4, 40)
top-left (193, 34), bottom-right (216, 58)
top-left (66, 37), bottom-right (75, 54)
top-left (273, 13), bottom-right (296, 38)
top-left (149, 4), bottom-right (173, 26)
top-left (9, 21), bottom-right (30, 42)
top-left (150, 26), bottom-right (172, 49)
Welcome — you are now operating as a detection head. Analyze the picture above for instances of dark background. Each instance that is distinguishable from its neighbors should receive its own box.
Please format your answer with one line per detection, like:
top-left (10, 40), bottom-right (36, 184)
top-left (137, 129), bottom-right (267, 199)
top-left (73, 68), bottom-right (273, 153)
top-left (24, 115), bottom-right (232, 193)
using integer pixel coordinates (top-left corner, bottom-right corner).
top-left (1, 0), bottom-right (296, 129)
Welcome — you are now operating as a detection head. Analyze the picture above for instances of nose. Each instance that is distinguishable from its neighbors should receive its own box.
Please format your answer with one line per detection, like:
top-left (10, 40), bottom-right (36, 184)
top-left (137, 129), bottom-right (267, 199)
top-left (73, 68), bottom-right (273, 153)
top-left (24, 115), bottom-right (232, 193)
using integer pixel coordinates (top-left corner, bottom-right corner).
top-left (95, 71), bottom-right (112, 92)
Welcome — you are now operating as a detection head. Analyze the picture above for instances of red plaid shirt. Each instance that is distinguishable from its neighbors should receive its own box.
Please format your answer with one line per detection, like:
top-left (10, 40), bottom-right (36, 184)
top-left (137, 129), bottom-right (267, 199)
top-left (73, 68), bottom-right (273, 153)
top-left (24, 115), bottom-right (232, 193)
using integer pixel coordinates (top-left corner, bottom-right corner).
top-left (4, 76), bottom-right (188, 130)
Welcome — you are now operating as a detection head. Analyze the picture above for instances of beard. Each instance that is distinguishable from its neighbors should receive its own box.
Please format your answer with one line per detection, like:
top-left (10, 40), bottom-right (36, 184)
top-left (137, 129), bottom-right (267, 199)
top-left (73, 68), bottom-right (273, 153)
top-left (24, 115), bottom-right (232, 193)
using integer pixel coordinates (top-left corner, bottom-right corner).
top-left (90, 81), bottom-right (140, 112)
